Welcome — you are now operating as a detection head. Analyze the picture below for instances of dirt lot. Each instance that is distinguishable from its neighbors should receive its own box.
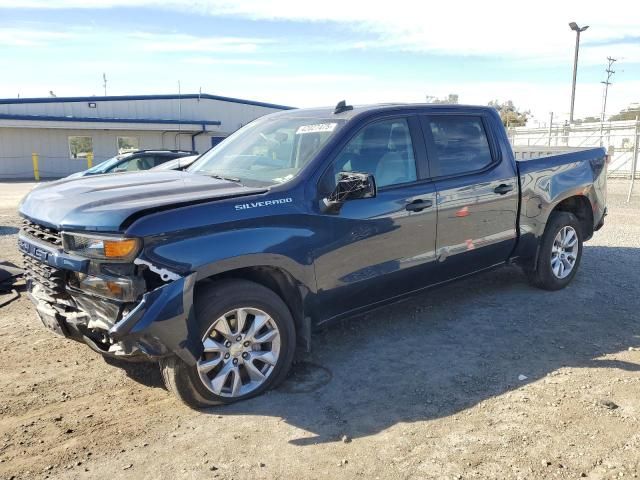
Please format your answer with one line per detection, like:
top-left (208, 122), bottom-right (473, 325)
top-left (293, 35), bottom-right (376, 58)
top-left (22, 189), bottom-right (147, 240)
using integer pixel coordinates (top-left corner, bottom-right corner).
top-left (1, 179), bottom-right (639, 480)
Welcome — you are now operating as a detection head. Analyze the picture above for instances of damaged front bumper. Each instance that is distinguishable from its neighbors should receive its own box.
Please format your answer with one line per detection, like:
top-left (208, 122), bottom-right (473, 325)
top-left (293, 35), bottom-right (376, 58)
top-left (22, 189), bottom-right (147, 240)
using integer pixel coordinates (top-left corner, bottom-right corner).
top-left (21, 233), bottom-right (201, 365)
top-left (28, 272), bottom-right (202, 365)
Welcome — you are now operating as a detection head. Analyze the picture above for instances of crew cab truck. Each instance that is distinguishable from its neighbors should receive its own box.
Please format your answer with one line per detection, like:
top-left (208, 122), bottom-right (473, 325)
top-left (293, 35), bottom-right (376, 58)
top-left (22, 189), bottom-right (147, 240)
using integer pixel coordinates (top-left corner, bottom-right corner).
top-left (18, 103), bottom-right (607, 408)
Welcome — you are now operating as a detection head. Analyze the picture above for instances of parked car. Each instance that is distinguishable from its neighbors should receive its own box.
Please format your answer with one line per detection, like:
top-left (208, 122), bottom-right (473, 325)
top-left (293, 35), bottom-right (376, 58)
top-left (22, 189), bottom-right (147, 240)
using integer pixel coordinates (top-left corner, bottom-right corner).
top-left (150, 154), bottom-right (200, 171)
top-left (18, 102), bottom-right (607, 408)
top-left (66, 150), bottom-right (197, 178)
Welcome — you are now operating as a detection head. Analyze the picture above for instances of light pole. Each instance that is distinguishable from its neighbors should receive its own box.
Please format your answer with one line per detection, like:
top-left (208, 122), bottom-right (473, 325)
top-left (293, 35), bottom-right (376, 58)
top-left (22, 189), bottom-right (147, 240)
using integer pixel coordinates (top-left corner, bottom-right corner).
top-left (568, 22), bottom-right (589, 124)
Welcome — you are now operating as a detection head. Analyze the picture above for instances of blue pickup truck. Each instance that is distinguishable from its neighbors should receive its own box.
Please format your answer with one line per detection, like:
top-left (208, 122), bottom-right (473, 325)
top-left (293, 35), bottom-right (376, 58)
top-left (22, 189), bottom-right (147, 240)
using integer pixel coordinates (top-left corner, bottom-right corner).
top-left (18, 102), bottom-right (607, 408)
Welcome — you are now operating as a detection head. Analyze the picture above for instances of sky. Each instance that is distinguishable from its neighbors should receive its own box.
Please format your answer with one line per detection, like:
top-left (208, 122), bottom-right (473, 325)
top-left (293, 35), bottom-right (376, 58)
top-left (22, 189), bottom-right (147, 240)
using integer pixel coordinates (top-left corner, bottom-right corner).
top-left (0, 0), bottom-right (638, 124)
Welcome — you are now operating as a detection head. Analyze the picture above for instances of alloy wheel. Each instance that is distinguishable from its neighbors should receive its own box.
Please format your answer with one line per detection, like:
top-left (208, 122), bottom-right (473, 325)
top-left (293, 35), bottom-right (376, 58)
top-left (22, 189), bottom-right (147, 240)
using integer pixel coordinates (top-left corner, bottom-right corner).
top-left (197, 307), bottom-right (281, 397)
top-left (550, 226), bottom-right (578, 279)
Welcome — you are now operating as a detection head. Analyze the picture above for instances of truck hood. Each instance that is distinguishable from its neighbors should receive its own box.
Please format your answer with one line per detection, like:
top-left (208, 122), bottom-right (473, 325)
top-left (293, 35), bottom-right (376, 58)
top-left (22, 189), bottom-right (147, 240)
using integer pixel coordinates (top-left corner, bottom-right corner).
top-left (19, 171), bottom-right (266, 232)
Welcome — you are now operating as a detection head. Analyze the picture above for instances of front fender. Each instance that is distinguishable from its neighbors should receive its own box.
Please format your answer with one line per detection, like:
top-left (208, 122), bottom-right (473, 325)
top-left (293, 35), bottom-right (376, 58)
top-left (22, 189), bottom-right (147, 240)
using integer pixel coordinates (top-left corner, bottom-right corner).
top-left (143, 226), bottom-right (317, 290)
top-left (110, 273), bottom-right (201, 365)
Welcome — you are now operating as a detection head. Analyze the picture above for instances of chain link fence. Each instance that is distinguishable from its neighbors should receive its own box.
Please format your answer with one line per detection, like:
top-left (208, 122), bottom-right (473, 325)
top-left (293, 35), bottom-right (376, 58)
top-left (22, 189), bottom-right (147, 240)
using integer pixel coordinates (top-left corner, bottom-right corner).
top-left (508, 118), bottom-right (640, 179)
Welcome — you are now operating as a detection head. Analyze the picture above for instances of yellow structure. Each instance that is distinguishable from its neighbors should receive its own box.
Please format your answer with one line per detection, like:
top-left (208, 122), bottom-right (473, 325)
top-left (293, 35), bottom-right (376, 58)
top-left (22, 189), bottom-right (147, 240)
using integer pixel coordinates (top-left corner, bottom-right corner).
top-left (31, 152), bottom-right (39, 181)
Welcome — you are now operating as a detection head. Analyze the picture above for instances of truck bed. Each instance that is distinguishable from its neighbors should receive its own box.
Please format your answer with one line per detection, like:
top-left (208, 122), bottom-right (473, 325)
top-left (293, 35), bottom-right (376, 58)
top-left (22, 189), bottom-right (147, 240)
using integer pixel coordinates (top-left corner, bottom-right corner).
top-left (512, 146), bottom-right (600, 161)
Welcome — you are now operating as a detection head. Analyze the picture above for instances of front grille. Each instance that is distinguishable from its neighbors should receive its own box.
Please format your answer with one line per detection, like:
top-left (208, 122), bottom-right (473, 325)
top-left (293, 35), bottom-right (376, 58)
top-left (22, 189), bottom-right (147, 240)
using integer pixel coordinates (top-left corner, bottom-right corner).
top-left (20, 220), bottom-right (66, 296)
top-left (21, 219), bottom-right (63, 247)
top-left (22, 255), bottom-right (67, 295)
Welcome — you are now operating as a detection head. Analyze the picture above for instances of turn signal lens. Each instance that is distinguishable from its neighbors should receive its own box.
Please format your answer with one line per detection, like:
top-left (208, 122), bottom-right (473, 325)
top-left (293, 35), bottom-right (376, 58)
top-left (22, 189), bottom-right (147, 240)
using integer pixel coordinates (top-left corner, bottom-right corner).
top-left (104, 239), bottom-right (138, 258)
top-left (106, 281), bottom-right (124, 296)
top-left (63, 233), bottom-right (140, 260)
top-left (70, 272), bottom-right (135, 301)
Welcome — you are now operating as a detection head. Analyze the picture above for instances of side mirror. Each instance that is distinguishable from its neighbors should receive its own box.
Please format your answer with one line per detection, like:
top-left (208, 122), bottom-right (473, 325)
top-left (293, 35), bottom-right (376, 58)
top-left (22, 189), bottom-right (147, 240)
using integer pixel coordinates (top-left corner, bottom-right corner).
top-left (321, 171), bottom-right (376, 213)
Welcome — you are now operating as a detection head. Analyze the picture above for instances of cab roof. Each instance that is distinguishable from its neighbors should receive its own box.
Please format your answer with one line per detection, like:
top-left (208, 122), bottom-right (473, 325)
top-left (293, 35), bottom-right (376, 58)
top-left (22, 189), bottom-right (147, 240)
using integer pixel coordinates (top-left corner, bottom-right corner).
top-left (272, 103), bottom-right (496, 120)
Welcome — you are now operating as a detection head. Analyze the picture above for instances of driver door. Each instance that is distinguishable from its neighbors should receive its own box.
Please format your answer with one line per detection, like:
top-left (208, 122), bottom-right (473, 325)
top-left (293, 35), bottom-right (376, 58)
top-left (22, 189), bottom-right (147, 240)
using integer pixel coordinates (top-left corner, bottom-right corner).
top-left (311, 116), bottom-right (439, 321)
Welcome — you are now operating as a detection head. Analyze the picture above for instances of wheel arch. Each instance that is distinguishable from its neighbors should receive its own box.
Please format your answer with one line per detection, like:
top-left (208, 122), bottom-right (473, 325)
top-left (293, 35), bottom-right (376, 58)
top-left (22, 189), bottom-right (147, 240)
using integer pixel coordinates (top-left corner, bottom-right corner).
top-left (195, 265), bottom-right (311, 351)
top-left (517, 194), bottom-right (593, 271)
top-left (550, 194), bottom-right (594, 240)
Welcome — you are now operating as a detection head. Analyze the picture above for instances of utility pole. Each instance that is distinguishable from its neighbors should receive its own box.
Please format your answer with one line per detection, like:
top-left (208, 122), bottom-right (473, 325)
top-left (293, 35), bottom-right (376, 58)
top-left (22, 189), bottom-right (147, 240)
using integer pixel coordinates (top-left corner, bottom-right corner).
top-left (600, 57), bottom-right (616, 122)
top-left (569, 22), bottom-right (589, 124)
top-left (103, 73), bottom-right (108, 96)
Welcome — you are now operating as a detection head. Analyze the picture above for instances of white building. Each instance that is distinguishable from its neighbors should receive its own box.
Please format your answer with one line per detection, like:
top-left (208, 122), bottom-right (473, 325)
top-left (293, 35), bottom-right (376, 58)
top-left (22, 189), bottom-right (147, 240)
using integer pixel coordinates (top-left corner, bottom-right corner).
top-left (0, 93), bottom-right (292, 179)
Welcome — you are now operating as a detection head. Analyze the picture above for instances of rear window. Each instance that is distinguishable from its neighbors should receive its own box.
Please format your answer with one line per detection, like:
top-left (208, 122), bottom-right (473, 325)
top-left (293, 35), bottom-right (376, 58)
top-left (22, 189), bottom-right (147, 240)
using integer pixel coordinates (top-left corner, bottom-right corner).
top-left (151, 156), bottom-right (171, 167)
top-left (427, 116), bottom-right (493, 177)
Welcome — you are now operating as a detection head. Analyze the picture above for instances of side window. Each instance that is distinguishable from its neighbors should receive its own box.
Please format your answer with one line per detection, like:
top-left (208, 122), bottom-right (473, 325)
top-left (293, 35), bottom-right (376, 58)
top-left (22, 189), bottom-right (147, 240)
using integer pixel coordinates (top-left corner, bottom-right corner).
top-left (152, 156), bottom-right (171, 167)
top-left (427, 116), bottom-right (493, 177)
top-left (331, 118), bottom-right (417, 188)
top-left (112, 157), bottom-right (152, 172)
top-left (128, 156), bottom-right (153, 170)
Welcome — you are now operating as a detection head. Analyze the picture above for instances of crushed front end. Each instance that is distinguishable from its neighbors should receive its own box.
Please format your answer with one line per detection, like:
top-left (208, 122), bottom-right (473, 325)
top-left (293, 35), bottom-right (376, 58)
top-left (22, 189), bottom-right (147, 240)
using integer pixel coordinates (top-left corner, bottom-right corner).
top-left (19, 219), bottom-right (200, 364)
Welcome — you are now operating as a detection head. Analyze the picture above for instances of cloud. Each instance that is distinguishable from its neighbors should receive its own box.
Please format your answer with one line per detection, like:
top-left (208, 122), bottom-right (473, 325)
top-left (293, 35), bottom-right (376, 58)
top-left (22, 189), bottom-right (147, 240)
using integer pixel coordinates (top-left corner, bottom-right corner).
top-left (1, 0), bottom-right (637, 120)
top-left (131, 32), bottom-right (274, 54)
top-left (183, 57), bottom-right (275, 66)
top-left (5, 0), bottom-right (637, 62)
top-left (0, 28), bottom-right (74, 47)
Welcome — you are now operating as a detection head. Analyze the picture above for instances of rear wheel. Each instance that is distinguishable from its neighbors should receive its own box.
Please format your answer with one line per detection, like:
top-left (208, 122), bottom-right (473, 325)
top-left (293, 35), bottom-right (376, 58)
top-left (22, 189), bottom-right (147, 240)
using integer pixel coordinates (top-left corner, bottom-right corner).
top-left (526, 211), bottom-right (583, 291)
top-left (160, 279), bottom-right (296, 409)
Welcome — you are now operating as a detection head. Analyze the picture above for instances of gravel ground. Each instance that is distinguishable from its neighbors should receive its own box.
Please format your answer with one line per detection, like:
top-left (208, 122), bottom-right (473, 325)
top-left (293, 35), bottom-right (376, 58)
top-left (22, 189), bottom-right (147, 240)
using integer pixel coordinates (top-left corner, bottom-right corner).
top-left (1, 179), bottom-right (639, 480)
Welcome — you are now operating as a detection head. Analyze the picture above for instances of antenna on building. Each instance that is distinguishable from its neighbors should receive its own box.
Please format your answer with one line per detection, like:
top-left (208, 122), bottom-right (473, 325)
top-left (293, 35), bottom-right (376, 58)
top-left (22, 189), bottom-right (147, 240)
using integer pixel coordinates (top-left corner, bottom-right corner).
top-left (198, 87), bottom-right (202, 102)
top-left (49, 90), bottom-right (57, 97)
top-left (177, 80), bottom-right (182, 150)
top-left (103, 73), bottom-right (108, 96)
top-left (600, 57), bottom-right (616, 122)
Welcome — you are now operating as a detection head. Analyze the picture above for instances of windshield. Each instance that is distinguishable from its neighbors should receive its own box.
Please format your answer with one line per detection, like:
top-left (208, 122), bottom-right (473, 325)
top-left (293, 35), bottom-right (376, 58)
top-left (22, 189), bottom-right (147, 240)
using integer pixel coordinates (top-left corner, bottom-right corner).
top-left (189, 115), bottom-right (346, 186)
top-left (86, 153), bottom-right (131, 174)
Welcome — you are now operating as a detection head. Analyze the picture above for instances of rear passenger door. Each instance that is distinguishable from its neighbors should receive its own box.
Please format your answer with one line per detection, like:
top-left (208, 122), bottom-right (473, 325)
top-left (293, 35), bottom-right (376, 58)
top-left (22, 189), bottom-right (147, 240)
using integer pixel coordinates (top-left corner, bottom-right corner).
top-left (421, 114), bottom-right (519, 280)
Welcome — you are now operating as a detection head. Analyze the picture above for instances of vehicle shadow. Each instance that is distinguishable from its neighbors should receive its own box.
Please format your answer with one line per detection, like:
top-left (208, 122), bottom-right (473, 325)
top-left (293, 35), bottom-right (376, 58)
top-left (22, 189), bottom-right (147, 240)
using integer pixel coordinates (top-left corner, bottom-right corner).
top-left (103, 356), bottom-right (165, 389)
top-left (205, 245), bottom-right (640, 445)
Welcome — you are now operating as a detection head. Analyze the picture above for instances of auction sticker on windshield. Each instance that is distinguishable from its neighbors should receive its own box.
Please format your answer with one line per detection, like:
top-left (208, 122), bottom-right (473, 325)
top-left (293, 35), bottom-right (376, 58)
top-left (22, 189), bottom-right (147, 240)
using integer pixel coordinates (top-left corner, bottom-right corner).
top-left (296, 123), bottom-right (337, 134)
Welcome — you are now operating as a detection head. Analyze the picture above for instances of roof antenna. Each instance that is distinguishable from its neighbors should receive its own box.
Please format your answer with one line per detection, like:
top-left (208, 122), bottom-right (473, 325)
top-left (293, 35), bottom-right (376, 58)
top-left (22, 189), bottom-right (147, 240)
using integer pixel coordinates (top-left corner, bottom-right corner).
top-left (334, 100), bottom-right (353, 114)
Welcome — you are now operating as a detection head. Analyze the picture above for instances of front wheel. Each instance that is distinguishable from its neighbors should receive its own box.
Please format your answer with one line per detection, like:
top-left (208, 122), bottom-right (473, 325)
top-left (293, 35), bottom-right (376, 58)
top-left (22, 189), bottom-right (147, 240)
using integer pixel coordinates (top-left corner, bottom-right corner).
top-left (526, 211), bottom-right (583, 291)
top-left (160, 279), bottom-right (296, 409)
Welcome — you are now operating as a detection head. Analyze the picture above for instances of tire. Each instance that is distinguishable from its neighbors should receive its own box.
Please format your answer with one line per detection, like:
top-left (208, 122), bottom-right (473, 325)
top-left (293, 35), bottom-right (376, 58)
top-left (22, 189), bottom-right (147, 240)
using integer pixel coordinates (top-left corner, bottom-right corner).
top-left (160, 279), bottom-right (296, 409)
top-left (526, 211), bottom-right (583, 291)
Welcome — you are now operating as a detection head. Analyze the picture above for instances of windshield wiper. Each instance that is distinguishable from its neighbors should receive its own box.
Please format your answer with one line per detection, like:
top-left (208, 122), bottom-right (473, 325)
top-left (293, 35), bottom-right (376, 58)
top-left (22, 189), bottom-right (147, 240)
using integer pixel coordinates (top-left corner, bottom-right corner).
top-left (205, 173), bottom-right (243, 184)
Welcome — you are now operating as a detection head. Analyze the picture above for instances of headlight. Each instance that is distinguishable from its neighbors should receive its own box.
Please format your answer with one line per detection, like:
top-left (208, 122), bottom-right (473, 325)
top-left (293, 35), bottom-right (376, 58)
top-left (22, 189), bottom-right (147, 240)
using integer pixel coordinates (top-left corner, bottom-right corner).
top-left (62, 233), bottom-right (140, 260)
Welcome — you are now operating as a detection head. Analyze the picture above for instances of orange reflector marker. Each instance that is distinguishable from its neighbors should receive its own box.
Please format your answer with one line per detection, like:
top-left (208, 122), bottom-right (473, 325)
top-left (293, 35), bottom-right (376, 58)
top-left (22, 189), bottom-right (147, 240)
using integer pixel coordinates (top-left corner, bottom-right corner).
top-left (104, 239), bottom-right (138, 258)
top-left (456, 206), bottom-right (470, 218)
top-left (106, 282), bottom-right (123, 296)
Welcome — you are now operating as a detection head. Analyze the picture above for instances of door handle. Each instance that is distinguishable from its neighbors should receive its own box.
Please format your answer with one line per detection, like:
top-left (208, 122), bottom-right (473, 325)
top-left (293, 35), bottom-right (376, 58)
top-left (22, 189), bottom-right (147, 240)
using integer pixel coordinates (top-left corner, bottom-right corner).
top-left (406, 199), bottom-right (433, 212)
top-left (494, 184), bottom-right (514, 195)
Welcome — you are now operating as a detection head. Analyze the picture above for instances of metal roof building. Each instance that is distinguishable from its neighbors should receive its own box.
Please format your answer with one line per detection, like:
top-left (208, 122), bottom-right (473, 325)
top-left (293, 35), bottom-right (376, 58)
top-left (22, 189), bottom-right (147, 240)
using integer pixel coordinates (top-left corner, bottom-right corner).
top-left (0, 93), bottom-right (293, 179)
